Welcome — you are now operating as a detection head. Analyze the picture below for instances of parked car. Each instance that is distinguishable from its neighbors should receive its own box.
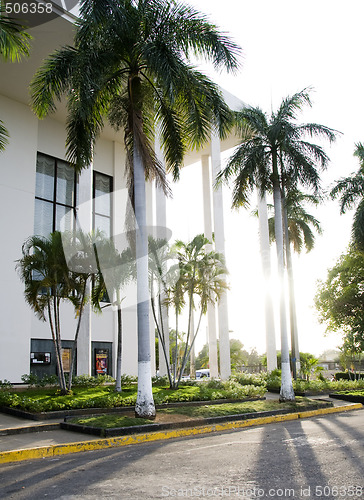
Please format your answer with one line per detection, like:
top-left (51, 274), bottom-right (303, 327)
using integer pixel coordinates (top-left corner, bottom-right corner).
top-left (196, 369), bottom-right (210, 379)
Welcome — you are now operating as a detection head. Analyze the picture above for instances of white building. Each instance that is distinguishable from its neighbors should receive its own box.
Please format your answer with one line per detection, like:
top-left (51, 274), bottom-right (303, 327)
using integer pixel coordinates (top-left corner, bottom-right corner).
top-left (0, 10), bottom-right (242, 383)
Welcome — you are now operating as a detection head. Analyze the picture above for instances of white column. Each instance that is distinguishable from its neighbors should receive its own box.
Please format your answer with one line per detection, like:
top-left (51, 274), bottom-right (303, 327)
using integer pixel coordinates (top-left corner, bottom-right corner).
top-left (210, 132), bottom-right (231, 380)
top-left (76, 165), bottom-right (93, 375)
top-left (154, 131), bottom-right (170, 377)
top-left (201, 155), bottom-right (219, 378)
top-left (257, 191), bottom-right (277, 371)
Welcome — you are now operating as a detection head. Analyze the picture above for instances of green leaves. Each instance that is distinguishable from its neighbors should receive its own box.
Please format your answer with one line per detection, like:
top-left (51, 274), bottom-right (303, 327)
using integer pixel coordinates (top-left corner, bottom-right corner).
top-left (0, 119), bottom-right (9, 152)
top-left (331, 142), bottom-right (364, 250)
top-left (0, 7), bottom-right (31, 62)
top-left (315, 246), bottom-right (364, 342)
top-left (30, 0), bottom-right (241, 183)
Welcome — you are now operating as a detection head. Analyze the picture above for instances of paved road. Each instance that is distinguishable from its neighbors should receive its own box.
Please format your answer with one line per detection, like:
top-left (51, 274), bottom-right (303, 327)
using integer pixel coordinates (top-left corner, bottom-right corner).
top-left (0, 410), bottom-right (363, 500)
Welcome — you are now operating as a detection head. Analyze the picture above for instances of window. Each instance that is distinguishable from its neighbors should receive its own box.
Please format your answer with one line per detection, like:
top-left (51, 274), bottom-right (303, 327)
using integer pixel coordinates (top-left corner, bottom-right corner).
top-left (34, 153), bottom-right (78, 236)
top-left (93, 171), bottom-right (113, 238)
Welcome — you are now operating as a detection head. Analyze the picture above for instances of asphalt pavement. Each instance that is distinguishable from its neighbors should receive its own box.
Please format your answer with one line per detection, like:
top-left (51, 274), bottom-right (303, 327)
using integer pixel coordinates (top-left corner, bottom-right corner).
top-left (0, 407), bottom-right (363, 500)
top-left (0, 394), bottom-right (361, 463)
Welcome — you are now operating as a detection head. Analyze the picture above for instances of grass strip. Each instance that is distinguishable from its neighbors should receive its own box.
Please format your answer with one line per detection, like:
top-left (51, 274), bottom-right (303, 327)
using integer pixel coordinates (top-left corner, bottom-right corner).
top-left (68, 398), bottom-right (330, 429)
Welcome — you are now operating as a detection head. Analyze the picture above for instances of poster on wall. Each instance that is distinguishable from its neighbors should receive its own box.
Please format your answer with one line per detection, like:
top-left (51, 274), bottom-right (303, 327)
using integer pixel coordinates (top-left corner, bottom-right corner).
top-left (61, 348), bottom-right (71, 373)
top-left (95, 349), bottom-right (109, 375)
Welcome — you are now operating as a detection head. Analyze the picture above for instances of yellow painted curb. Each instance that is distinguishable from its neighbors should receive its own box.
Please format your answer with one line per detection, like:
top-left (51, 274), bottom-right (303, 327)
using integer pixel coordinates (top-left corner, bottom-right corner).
top-left (298, 402), bottom-right (363, 419)
top-left (0, 403), bottom-right (362, 464)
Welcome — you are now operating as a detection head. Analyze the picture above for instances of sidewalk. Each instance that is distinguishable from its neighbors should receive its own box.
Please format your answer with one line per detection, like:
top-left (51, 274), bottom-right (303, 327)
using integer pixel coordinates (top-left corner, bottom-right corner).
top-left (0, 395), bottom-right (362, 464)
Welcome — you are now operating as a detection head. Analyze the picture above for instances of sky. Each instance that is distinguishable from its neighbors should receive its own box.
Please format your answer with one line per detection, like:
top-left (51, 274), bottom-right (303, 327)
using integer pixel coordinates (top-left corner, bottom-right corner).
top-left (166, 0), bottom-right (364, 357)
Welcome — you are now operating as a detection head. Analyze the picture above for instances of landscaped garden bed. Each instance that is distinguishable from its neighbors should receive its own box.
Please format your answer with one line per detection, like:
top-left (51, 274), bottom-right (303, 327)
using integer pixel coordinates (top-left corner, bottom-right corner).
top-left (0, 379), bottom-right (266, 420)
top-left (329, 390), bottom-right (364, 404)
top-left (61, 398), bottom-right (333, 437)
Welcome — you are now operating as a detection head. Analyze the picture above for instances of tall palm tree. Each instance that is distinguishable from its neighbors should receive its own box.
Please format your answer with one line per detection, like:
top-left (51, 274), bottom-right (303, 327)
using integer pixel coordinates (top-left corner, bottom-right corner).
top-left (331, 143), bottom-right (364, 251)
top-left (268, 189), bottom-right (322, 378)
top-left (0, 7), bottom-right (31, 151)
top-left (217, 89), bottom-right (338, 401)
top-left (30, 0), bottom-right (240, 417)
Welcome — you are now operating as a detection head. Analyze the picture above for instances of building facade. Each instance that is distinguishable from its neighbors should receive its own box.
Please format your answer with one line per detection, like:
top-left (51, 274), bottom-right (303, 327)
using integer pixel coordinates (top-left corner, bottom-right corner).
top-left (0, 11), bottom-right (241, 383)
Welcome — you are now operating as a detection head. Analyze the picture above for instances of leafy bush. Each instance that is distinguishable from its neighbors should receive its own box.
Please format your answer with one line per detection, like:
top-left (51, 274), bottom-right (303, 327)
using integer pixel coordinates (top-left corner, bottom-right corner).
top-left (152, 376), bottom-right (169, 386)
top-left (0, 379), bottom-right (12, 390)
top-left (119, 374), bottom-right (137, 386)
top-left (266, 369), bottom-right (281, 390)
top-left (21, 374), bottom-right (40, 386)
top-left (231, 373), bottom-right (267, 387)
top-left (177, 379), bottom-right (198, 386)
top-left (205, 379), bottom-right (225, 390)
top-left (334, 371), bottom-right (364, 381)
top-left (72, 374), bottom-right (115, 387)
top-left (293, 379), bottom-right (329, 393)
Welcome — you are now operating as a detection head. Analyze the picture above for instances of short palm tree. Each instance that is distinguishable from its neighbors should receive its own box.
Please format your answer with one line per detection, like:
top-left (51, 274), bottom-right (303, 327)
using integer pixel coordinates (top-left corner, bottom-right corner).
top-left (268, 189), bottom-right (322, 378)
top-left (331, 143), bottom-right (364, 251)
top-left (217, 89), bottom-right (338, 401)
top-left (0, 7), bottom-right (31, 151)
top-left (152, 234), bottom-right (228, 388)
top-left (16, 232), bottom-right (90, 394)
top-left (30, 0), bottom-right (240, 417)
top-left (175, 236), bottom-right (228, 386)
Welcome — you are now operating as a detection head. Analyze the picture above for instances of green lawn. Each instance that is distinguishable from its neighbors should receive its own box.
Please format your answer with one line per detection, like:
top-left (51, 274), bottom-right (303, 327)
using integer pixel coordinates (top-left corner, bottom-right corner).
top-left (69, 397), bottom-right (331, 429)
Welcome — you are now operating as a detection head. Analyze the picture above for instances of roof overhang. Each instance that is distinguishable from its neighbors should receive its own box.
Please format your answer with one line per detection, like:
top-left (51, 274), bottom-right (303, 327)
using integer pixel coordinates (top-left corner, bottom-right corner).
top-left (1, 13), bottom-right (245, 163)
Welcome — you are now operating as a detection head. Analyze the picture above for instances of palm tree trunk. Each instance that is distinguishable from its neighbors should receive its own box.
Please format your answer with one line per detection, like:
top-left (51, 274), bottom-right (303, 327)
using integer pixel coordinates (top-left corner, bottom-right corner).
top-left (177, 310), bottom-right (203, 386)
top-left (189, 310), bottom-right (196, 379)
top-left (257, 190), bottom-right (277, 371)
top-left (115, 297), bottom-right (123, 393)
top-left (272, 159), bottom-right (295, 401)
top-left (173, 312), bottom-right (179, 388)
top-left (48, 300), bottom-right (65, 393)
top-left (281, 195), bottom-right (300, 379)
top-left (151, 296), bottom-right (173, 387)
top-left (133, 138), bottom-right (156, 418)
top-left (53, 294), bottom-right (67, 394)
top-left (67, 280), bottom-right (87, 391)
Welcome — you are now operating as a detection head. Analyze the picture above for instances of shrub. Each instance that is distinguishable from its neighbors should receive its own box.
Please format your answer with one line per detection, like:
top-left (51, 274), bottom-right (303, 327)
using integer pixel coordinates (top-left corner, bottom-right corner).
top-left (0, 379), bottom-right (12, 391)
top-left (152, 376), bottom-right (169, 386)
top-left (119, 374), bottom-right (137, 386)
top-left (72, 374), bottom-right (115, 387)
top-left (205, 379), bottom-right (225, 390)
top-left (232, 373), bottom-right (267, 387)
top-left (21, 374), bottom-right (40, 386)
top-left (266, 369), bottom-right (281, 390)
top-left (334, 371), bottom-right (364, 381)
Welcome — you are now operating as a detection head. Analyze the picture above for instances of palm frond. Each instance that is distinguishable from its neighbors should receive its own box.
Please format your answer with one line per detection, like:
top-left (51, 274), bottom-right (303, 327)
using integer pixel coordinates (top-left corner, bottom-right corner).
top-left (0, 119), bottom-right (9, 151)
top-left (30, 47), bottom-right (79, 118)
top-left (0, 8), bottom-right (31, 61)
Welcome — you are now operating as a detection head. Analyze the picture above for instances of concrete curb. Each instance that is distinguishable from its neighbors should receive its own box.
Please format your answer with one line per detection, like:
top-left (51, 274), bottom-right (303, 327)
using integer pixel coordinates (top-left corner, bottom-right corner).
top-left (0, 403), bottom-right (361, 464)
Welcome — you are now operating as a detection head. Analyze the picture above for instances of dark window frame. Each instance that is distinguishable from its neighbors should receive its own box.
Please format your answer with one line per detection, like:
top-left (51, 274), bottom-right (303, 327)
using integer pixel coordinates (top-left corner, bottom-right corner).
top-left (35, 152), bottom-right (78, 235)
top-left (92, 170), bottom-right (113, 238)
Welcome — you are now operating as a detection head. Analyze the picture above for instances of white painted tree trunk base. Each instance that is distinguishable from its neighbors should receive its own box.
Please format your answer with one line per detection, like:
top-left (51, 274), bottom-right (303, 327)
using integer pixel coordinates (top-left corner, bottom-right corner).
top-left (279, 361), bottom-right (295, 401)
top-left (135, 361), bottom-right (156, 418)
